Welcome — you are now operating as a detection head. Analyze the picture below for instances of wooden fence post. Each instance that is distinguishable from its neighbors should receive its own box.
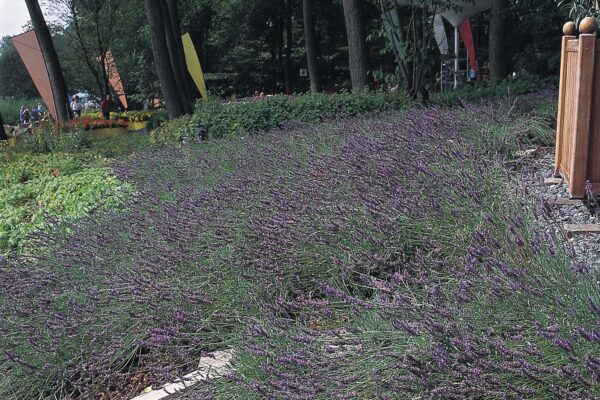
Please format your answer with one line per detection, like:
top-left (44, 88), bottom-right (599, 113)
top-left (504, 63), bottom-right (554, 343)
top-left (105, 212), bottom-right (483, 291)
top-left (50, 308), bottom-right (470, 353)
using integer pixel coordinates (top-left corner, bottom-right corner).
top-left (569, 33), bottom-right (596, 197)
top-left (555, 34), bottom-right (576, 174)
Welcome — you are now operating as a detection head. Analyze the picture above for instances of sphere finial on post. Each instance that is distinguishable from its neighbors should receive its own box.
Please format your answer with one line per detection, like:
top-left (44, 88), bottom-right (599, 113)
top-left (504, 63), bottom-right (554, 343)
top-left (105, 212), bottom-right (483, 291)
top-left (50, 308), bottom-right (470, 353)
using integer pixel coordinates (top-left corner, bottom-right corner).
top-left (580, 17), bottom-right (598, 34)
top-left (563, 21), bottom-right (576, 36)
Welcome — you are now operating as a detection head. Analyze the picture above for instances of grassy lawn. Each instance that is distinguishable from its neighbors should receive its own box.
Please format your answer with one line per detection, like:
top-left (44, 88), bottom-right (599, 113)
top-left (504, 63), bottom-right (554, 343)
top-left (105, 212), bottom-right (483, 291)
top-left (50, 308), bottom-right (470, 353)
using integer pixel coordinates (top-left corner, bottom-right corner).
top-left (2, 90), bottom-right (598, 399)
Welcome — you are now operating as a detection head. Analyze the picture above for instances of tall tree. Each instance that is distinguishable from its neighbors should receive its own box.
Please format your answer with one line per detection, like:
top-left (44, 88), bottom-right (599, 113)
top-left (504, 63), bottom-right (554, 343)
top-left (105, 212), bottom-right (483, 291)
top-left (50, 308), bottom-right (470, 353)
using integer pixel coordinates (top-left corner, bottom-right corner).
top-left (0, 37), bottom-right (38, 98)
top-left (342, 0), bottom-right (369, 90)
top-left (48, 0), bottom-right (121, 97)
top-left (161, 0), bottom-right (192, 113)
top-left (303, 0), bottom-right (320, 92)
top-left (275, 0), bottom-right (284, 90)
top-left (283, 0), bottom-right (293, 94)
top-left (145, 0), bottom-right (185, 118)
top-left (25, 0), bottom-right (70, 123)
top-left (489, 0), bottom-right (510, 81)
top-left (166, 0), bottom-right (197, 104)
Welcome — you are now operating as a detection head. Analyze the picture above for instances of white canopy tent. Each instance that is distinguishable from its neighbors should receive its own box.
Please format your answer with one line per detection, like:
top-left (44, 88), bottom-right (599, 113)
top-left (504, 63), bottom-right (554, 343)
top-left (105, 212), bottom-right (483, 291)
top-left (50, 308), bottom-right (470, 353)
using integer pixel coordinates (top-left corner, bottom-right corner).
top-left (437, 0), bottom-right (493, 28)
top-left (439, 1), bottom-right (493, 88)
top-left (391, 0), bottom-right (493, 88)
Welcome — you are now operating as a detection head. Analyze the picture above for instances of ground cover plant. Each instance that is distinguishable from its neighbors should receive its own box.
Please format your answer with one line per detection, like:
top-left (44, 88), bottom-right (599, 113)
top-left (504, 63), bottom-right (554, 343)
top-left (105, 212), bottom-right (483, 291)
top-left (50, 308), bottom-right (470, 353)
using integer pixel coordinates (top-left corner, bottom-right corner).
top-left (2, 90), bottom-right (598, 399)
top-left (0, 162), bottom-right (132, 250)
top-left (0, 134), bottom-right (149, 252)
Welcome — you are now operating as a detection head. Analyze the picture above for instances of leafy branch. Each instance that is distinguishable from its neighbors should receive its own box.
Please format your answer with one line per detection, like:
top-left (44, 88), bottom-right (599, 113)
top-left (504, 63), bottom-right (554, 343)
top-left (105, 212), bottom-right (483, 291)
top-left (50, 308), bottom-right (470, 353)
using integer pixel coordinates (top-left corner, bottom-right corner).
top-left (557, 0), bottom-right (600, 24)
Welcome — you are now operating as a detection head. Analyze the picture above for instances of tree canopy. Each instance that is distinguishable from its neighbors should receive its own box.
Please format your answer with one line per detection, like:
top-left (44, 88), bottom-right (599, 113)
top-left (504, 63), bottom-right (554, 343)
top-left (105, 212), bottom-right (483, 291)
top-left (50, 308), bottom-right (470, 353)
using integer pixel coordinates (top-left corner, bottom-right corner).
top-left (0, 0), bottom-right (575, 103)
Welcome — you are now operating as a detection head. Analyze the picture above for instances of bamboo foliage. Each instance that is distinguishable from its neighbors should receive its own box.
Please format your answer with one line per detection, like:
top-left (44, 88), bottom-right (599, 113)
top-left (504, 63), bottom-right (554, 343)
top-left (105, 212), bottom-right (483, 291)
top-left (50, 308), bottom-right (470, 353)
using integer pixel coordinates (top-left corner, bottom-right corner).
top-left (377, 0), bottom-right (459, 101)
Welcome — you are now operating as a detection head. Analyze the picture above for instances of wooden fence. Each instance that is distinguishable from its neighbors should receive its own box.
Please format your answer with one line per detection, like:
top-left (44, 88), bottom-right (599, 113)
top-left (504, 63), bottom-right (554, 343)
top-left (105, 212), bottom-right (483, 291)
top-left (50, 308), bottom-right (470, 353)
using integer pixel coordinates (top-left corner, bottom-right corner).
top-left (556, 23), bottom-right (600, 198)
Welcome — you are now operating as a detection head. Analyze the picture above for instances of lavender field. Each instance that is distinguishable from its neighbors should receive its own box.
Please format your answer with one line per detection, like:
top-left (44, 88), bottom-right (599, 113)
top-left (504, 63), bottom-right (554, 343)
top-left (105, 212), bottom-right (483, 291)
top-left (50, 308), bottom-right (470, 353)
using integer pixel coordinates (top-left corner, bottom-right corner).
top-left (1, 92), bottom-right (599, 399)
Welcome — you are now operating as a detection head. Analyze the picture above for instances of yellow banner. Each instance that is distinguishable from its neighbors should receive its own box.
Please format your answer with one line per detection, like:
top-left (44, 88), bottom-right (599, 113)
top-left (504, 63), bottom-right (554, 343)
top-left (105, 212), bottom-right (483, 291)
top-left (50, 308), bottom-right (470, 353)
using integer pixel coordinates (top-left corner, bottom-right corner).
top-left (182, 33), bottom-right (208, 101)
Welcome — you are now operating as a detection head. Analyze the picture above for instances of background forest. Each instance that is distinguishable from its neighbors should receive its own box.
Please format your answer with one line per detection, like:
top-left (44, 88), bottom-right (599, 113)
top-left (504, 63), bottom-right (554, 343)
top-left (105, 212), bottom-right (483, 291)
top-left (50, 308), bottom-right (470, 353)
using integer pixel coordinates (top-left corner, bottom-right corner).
top-left (0, 0), bottom-right (568, 102)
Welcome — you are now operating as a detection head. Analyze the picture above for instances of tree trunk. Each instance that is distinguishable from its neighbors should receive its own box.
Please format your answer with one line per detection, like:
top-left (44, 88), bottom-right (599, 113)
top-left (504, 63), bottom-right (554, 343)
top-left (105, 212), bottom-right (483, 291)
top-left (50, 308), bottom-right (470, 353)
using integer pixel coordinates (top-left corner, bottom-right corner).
top-left (160, 0), bottom-right (192, 114)
top-left (145, 0), bottom-right (184, 119)
top-left (303, 0), bottom-right (320, 92)
top-left (489, 0), bottom-right (510, 81)
top-left (393, 4), bottom-right (409, 90)
top-left (0, 113), bottom-right (7, 140)
top-left (284, 0), bottom-right (293, 94)
top-left (25, 0), bottom-right (70, 123)
top-left (166, 0), bottom-right (198, 107)
top-left (342, 0), bottom-right (369, 90)
top-left (98, 53), bottom-right (111, 98)
top-left (92, 5), bottom-right (112, 98)
top-left (276, 0), bottom-right (285, 91)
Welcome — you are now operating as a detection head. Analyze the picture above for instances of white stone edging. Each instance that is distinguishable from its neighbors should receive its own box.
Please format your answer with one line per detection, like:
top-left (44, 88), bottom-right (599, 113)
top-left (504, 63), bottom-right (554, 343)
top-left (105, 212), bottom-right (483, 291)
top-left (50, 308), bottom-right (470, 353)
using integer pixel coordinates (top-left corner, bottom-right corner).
top-left (130, 350), bottom-right (233, 400)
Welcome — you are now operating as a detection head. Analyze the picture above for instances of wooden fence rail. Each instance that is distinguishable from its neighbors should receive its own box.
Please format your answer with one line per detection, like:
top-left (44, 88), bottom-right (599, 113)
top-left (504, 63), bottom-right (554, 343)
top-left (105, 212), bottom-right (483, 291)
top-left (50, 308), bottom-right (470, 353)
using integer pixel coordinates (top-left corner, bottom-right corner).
top-left (555, 19), bottom-right (600, 198)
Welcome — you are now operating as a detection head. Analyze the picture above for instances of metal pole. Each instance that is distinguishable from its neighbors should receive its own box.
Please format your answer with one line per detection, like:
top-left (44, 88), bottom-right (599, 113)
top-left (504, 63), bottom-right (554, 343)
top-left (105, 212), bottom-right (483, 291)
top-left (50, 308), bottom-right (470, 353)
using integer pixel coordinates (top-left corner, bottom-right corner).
top-left (440, 62), bottom-right (443, 91)
top-left (466, 55), bottom-right (469, 81)
top-left (454, 27), bottom-right (459, 89)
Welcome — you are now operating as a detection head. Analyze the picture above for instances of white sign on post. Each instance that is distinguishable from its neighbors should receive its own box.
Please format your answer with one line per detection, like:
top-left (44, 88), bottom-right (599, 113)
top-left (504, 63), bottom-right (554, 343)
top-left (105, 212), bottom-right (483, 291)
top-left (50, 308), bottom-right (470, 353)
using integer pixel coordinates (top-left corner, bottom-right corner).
top-left (299, 68), bottom-right (308, 77)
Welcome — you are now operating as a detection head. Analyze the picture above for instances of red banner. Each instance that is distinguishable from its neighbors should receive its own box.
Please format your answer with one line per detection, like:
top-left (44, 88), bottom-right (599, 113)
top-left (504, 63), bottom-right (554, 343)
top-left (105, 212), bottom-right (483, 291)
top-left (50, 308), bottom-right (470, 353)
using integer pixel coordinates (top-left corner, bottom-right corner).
top-left (459, 19), bottom-right (477, 72)
top-left (12, 30), bottom-right (58, 122)
top-left (100, 51), bottom-right (128, 110)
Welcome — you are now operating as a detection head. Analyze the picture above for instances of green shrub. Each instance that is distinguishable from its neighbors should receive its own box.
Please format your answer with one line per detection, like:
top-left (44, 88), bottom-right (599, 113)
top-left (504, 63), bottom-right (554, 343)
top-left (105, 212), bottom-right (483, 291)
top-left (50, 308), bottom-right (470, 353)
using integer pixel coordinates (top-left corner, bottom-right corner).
top-left (146, 109), bottom-right (169, 131)
top-left (433, 75), bottom-right (552, 106)
top-left (20, 125), bottom-right (92, 154)
top-left (150, 79), bottom-right (550, 146)
top-left (150, 90), bottom-right (413, 144)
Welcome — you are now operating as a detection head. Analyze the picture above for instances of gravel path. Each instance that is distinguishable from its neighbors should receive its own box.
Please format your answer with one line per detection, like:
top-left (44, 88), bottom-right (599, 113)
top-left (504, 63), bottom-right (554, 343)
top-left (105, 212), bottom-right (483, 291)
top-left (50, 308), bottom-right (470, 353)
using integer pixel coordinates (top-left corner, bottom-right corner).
top-left (517, 147), bottom-right (600, 271)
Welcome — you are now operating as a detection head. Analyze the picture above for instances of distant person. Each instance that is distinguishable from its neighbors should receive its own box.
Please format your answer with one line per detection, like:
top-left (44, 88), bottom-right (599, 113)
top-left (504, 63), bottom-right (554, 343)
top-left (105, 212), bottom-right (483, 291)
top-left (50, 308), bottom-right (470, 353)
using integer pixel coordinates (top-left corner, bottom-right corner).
top-left (0, 113), bottom-right (8, 141)
top-left (30, 105), bottom-right (39, 122)
top-left (100, 95), bottom-right (112, 120)
top-left (19, 106), bottom-right (25, 124)
top-left (22, 108), bottom-right (31, 124)
top-left (71, 95), bottom-right (84, 117)
top-left (36, 103), bottom-right (45, 120)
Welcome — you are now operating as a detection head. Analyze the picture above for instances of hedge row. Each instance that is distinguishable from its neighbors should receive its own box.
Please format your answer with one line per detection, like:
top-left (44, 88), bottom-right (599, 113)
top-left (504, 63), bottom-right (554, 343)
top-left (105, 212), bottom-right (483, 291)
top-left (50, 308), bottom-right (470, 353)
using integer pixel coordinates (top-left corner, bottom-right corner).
top-left (150, 90), bottom-right (413, 144)
top-left (433, 75), bottom-right (552, 106)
